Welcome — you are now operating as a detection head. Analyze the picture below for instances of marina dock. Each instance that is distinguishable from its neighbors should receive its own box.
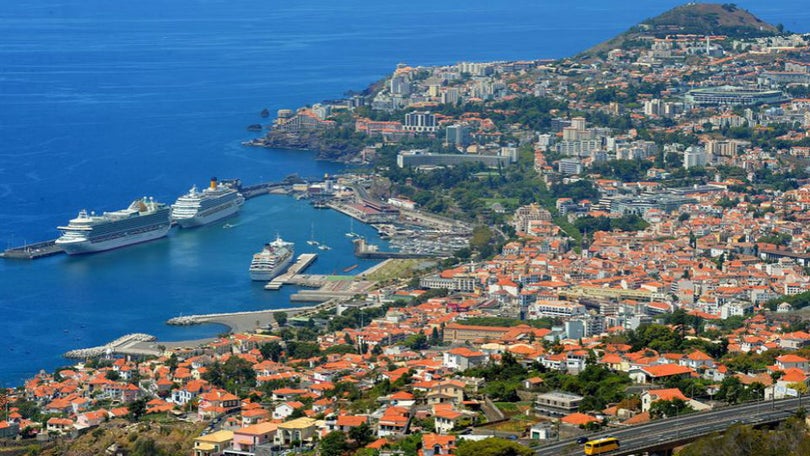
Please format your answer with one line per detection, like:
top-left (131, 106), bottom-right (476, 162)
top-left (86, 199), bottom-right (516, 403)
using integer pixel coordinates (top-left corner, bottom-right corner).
top-left (352, 237), bottom-right (434, 259)
top-left (264, 253), bottom-right (318, 290)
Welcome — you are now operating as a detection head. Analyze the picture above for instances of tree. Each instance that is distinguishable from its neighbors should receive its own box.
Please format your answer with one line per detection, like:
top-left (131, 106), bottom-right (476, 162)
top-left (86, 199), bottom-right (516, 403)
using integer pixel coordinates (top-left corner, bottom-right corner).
top-left (349, 421), bottom-right (374, 446)
top-left (649, 398), bottom-right (693, 419)
top-left (167, 353), bottom-right (178, 371)
top-left (131, 437), bottom-right (162, 456)
top-left (320, 431), bottom-right (349, 456)
top-left (431, 326), bottom-right (441, 345)
top-left (274, 311), bottom-right (288, 327)
top-left (405, 332), bottom-right (429, 350)
top-left (455, 438), bottom-right (534, 456)
top-left (203, 357), bottom-right (257, 395)
top-left (260, 341), bottom-right (283, 362)
top-left (716, 376), bottom-right (763, 404)
top-left (105, 370), bottom-right (121, 381)
top-left (128, 397), bottom-right (147, 422)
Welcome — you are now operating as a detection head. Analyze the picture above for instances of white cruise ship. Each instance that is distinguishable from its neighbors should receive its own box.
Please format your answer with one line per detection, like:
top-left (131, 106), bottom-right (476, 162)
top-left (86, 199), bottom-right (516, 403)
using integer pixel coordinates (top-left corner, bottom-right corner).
top-left (171, 177), bottom-right (245, 228)
top-left (56, 197), bottom-right (172, 255)
top-left (249, 235), bottom-right (294, 281)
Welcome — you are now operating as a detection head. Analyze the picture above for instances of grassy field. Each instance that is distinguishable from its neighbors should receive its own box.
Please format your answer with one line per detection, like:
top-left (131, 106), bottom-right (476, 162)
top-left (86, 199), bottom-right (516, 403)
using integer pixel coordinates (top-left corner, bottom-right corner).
top-left (363, 259), bottom-right (424, 282)
top-left (489, 401), bottom-right (541, 433)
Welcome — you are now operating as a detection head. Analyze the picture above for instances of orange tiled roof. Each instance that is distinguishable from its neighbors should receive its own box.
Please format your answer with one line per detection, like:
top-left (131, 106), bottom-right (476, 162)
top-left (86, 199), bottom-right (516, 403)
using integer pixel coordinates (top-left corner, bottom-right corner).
top-left (560, 412), bottom-right (599, 426)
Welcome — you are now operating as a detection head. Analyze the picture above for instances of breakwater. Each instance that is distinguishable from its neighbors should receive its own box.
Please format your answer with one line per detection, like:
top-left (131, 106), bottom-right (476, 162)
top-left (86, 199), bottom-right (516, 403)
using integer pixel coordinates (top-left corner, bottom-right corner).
top-left (63, 333), bottom-right (156, 359)
top-left (166, 307), bottom-right (313, 326)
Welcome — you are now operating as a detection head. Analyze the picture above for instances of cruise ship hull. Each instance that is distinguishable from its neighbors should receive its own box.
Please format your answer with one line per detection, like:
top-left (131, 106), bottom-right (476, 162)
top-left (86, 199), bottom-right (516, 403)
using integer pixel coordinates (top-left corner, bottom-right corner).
top-left (174, 199), bottom-right (242, 228)
top-left (57, 224), bottom-right (171, 255)
top-left (249, 253), bottom-right (293, 281)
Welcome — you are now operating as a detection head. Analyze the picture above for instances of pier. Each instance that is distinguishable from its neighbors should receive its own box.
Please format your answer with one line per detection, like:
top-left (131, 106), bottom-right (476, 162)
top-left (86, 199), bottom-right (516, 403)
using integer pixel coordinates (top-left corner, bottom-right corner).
top-left (289, 276), bottom-right (375, 302)
top-left (166, 305), bottom-right (317, 330)
top-left (240, 182), bottom-right (288, 199)
top-left (1, 240), bottom-right (64, 260)
top-left (264, 253), bottom-right (318, 290)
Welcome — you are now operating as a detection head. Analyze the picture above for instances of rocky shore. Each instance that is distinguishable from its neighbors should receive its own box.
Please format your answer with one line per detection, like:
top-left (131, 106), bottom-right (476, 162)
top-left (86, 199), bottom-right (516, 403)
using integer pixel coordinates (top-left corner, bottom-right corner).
top-left (244, 130), bottom-right (363, 161)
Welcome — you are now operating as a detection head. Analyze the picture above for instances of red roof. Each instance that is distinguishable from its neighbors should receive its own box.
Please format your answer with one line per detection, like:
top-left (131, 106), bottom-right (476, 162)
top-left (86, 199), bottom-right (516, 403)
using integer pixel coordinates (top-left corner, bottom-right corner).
top-left (646, 388), bottom-right (688, 402)
top-left (336, 415), bottom-right (368, 427)
top-left (642, 364), bottom-right (694, 378)
top-left (560, 412), bottom-right (599, 426)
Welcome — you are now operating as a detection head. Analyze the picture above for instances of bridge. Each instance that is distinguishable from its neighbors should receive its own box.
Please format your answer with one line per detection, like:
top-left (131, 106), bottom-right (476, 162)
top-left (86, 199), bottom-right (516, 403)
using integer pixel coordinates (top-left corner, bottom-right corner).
top-left (535, 396), bottom-right (807, 456)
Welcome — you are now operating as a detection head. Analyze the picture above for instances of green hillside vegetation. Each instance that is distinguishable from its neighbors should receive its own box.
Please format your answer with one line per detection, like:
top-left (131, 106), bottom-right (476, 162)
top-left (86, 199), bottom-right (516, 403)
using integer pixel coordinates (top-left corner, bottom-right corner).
top-left (37, 420), bottom-right (204, 456)
top-left (584, 3), bottom-right (780, 57)
top-left (679, 417), bottom-right (810, 456)
top-left (642, 3), bottom-right (780, 37)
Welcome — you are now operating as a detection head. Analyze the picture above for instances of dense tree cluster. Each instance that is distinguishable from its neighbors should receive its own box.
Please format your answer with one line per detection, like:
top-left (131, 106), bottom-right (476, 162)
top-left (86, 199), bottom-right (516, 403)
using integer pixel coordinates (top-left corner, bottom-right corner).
top-left (542, 365), bottom-right (631, 412)
top-left (766, 290), bottom-right (810, 311)
top-left (202, 356), bottom-right (257, 394)
top-left (679, 418), bottom-right (810, 456)
top-left (455, 438), bottom-right (535, 456)
top-left (464, 352), bottom-right (530, 402)
top-left (573, 214), bottom-right (650, 235)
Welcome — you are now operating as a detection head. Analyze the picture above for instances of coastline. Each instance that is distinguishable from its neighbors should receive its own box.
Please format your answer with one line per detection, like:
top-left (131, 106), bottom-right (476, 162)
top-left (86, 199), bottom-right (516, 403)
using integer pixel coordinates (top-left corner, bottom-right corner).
top-left (66, 305), bottom-right (318, 359)
top-left (35, 185), bottom-right (392, 377)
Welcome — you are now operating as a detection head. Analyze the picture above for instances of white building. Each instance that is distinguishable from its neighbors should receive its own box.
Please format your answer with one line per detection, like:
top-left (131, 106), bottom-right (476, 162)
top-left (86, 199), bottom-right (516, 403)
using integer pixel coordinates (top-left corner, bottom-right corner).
top-left (683, 146), bottom-right (707, 169)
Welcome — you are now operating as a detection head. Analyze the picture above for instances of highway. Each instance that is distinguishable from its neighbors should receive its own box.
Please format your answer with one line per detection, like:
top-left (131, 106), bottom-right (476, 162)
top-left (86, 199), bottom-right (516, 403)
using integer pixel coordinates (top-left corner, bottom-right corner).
top-left (535, 396), bottom-right (806, 456)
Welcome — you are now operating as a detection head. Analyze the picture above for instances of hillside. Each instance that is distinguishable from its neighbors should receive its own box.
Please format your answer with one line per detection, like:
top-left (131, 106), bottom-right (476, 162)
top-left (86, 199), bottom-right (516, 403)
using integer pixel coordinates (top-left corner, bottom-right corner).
top-left (583, 3), bottom-right (780, 57)
top-left (643, 3), bottom-right (779, 36)
top-left (36, 420), bottom-right (204, 456)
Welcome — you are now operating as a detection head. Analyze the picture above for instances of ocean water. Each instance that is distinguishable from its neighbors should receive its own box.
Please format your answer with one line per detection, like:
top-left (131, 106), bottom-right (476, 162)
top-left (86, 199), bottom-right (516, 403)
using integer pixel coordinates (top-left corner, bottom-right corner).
top-left (0, 0), bottom-right (807, 386)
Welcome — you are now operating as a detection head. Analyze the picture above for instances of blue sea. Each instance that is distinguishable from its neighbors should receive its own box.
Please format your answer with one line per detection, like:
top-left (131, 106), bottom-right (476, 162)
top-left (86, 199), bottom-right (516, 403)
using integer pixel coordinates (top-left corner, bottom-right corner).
top-left (0, 0), bottom-right (807, 386)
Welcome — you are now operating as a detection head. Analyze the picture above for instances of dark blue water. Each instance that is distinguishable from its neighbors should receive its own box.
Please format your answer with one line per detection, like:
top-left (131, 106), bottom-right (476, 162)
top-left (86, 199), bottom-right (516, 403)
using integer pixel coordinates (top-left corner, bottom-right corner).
top-left (0, 0), bottom-right (807, 385)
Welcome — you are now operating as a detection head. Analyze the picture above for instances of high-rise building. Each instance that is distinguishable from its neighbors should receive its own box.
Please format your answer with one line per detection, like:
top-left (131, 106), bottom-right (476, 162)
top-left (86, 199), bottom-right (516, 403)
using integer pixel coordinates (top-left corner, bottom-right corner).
top-left (558, 158), bottom-right (583, 175)
top-left (445, 124), bottom-right (471, 146)
top-left (644, 99), bottom-right (663, 116)
top-left (550, 117), bottom-right (571, 132)
top-left (684, 146), bottom-right (707, 169)
top-left (403, 111), bottom-right (437, 133)
top-left (390, 74), bottom-right (411, 96)
top-left (441, 88), bottom-right (460, 104)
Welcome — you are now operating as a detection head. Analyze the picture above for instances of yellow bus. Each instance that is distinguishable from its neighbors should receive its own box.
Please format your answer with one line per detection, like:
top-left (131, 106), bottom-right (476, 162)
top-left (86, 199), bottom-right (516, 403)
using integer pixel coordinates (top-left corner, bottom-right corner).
top-left (583, 437), bottom-right (620, 455)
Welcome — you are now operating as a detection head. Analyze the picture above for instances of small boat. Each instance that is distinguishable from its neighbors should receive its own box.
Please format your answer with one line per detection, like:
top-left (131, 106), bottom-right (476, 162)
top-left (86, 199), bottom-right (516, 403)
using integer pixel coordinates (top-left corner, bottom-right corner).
top-left (345, 219), bottom-right (358, 237)
top-left (307, 223), bottom-right (318, 246)
top-left (343, 264), bottom-right (358, 272)
top-left (318, 244), bottom-right (331, 250)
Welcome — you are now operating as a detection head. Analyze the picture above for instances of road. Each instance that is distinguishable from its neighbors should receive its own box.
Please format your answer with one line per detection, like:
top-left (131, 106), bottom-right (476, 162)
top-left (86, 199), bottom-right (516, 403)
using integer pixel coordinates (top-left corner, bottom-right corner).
top-left (535, 396), bottom-right (806, 456)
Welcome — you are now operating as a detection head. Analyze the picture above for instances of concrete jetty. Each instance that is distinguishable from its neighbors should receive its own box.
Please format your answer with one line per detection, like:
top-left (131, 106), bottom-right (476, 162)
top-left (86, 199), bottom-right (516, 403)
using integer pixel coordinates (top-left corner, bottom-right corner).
top-left (166, 306), bottom-right (316, 332)
top-left (63, 333), bottom-right (156, 359)
top-left (264, 253), bottom-right (317, 290)
top-left (1, 240), bottom-right (64, 260)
